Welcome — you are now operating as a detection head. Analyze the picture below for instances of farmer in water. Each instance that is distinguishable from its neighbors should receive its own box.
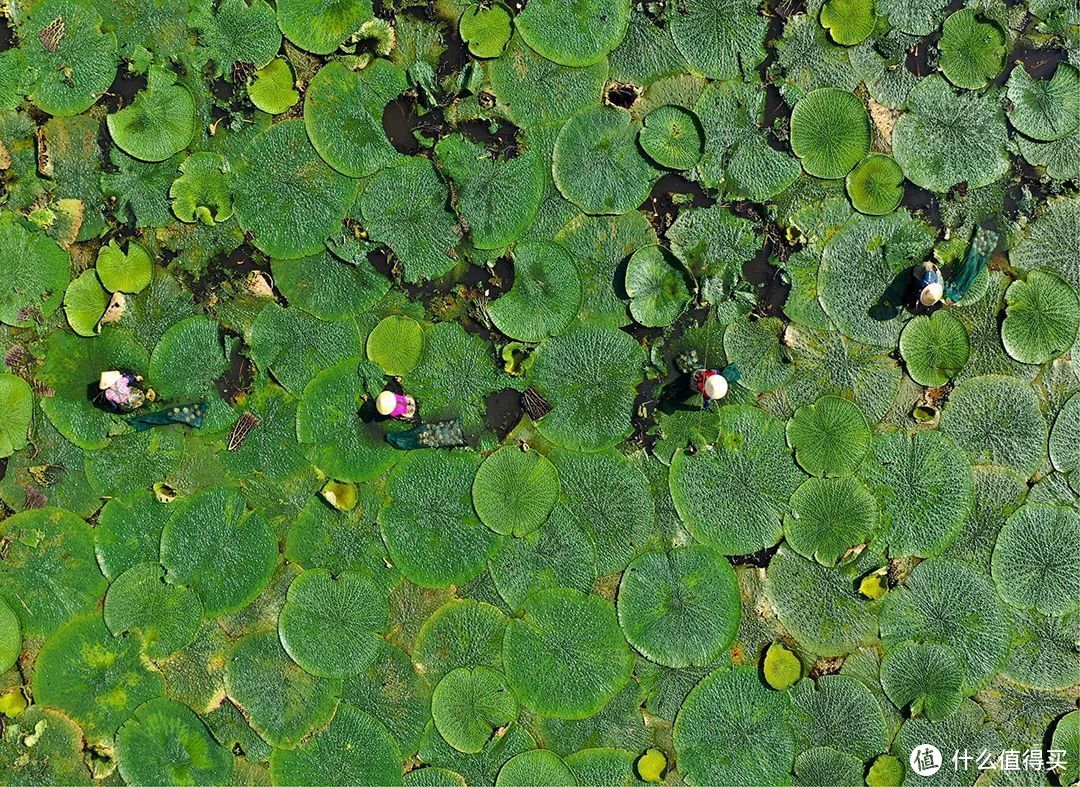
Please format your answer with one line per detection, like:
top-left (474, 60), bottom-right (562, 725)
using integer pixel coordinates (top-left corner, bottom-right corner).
top-left (98, 370), bottom-right (148, 413)
top-left (96, 369), bottom-right (206, 430)
top-left (375, 390), bottom-right (417, 421)
top-left (914, 226), bottom-right (998, 307)
top-left (691, 364), bottom-right (742, 408)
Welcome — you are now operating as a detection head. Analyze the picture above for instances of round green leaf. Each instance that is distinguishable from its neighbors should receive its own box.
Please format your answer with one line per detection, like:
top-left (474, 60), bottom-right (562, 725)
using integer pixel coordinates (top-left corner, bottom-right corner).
top-left (550, 448), bottom-right (656, 575)
top-left (670, 0), bottom-right (768, 80)
top-left (32, 613), bottom-right (164, 744)
top-left (1050, 392), bottom-right (1080, 475)
top-left (0, 508), bottom-right (105, 639)
top-left (1001, 269), bottom-right (1080, 364)
top-left (225, 629), bottom-right (342, 749)
top-left (432, 666), bottom-right (518, 754)
top-left (342, 641), bottom-right (431, 757)
top-left (379, 450), bottom-right (502, 588)
top-left (296, 357), bottom-right (402, 481)
top-left (991, 503), bottom-right (1080, 616)
top-left (899, 310), bottom-right (971, 386)
top-left (722, 315), bottom-right (793, 392)
top-left (670, 405), bottom-right (806, 555)
top-left (514, 0), bottom-right (629, 67)
top-left (24, 0), bottom-right (118, 116)
top-left (488, 506), bottom-right (597, 612)
top-left (794, 747), bottom-right (863, 787)
top-left (892, 75), bottom-right (1010, 193)
top-left (159, 487), bottom-right (278, 616)
top-left (1052, 712), bottom-right (1080, 787)
top-left (270, 703), bottom-right (403, 785)
top-left (940, 375), bottom-right (1047, 478)
top-left (366, 315), bottom-right (424, 375)
top-left (529, 326), bottom-right (645, 451)
top-left (272, 250), bottom-right (389, 321)
top-left (786, 395), bottom-right (871, 478)
top-left (116, 698), bottom-right (233, 786)
top-left (304, 59), bottom-right (406, 177)
top-left (0, 221), bottom-right (70, 327)
top-left (104, 562), bottom-right (204, 659)
top-left (766, 546), bottom-right (879, 656)
top-left (790, 674), bottom-right (889, 759)
top-left (248, 58), bottom-right (299, 114)
top-left (617, 546), bottom-right (740, 668)
top-left (276, 0), bottom-right (373, 54)
top-left (473, 446), bottom-right (560, 537)
top-left (845, 154), bottom-right (905, 215)
top-left (62, 269), bottom-right (108, 336)
top-left (107, 67), bottom-right (195, 162)
top-left (414, 599), bottom-right (508, 684)
top-left (784, 475), bottom-right (879, 567)
top-left (553, 106), bottom-right (659, 215)
top-left (234, 120), bottom-right (359, 260)
top-left (193, 0), bottom-right (281, 76)
top-left (624, 245), bottom-right (691, 328)
top-left (790, 88), bottom-right (870, 179)
top-left (361, 157), bottom-right (460, 282)
top-left (436, 134), bottom-right (543, 250)
top-left (148, 315), bottom-right (228, 401)
top-left (858, 430), bottom-right (973, 558)
top-left (459, 4), bottom-right (512, 59)
top-left (879, 558), bottom-right (1009, 692)
top-left (938, 10), bottom-right (1006, 90)
top-left (639, 105), bottom-right (704, 170)
top-left (1006, 63), bottom-right (1079, 142)
top-left (0, 596), bottom-right (20, 673)
top-left (674, 665), bottom-right (795, 786)
top-left (820, 0), bottom-right (875, 45)
top-left (278, 568), bottom-right (388, 678)
top-left (496, 749), bottom-right (577, 786)
top-left (503, 588), bottom-right (632, 720)
top-left (169, 151), bottom-right (233, 225)
top-left (95, 490), bottom-right (173, 580)
top-left (96, 238), bottom-right (153, 293)
top-left (881, 641), bottom-right (965, 722)
top-left (488, 239), bottom-right (581, 342)
top-left (0, 372), bottom-right (32, 459)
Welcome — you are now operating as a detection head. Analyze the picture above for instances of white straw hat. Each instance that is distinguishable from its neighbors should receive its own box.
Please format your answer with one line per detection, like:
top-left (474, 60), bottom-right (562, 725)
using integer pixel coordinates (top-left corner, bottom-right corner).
top-left (920, 281), bottom-right (944, 307)
top-left (99, 370), bottom-right (123, 390)
top-left (376, 390), bottom-right (399, 416)
top-left (703, 373), bottom-right (728, 401)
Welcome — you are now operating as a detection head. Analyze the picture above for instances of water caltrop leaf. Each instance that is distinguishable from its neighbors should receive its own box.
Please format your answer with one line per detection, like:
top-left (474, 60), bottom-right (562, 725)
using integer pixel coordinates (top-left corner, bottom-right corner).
top-left (107, 67), bottom-right (196, 163)
top-left (366, 314), bottom-right (424, 375)
top-left (529, 326), bottom-right (645, 451)
top-left (1006, 63), bottom-right (1080, 142)
top-left (234, 120), bottom-right (359, 260)
top-left (432, 666), bottom-right (518, 754)
top-left (276, 0), bottom-right (374, 54)
top-left (304, 59), bottom-right (406, 177)
top-left (103, 561), bottom-right (204, 658)
top-left (790, 88), bottom-right (871, 179)
top-left (624, 245), bottom-right (692, 328)
top-left (278, 568), bottom-right (389, 677)
top-left (62, 268), bottom-right (108, 336)
top-left (670, 0), bottom-right (768, 80)
top-left (116, 698), bottom-right (234, 786)
top-left (503, 588), bottom-right (632, 720)
top-left (472, 446), bottom-right (559, 537)
top-left (248, 58), bottom-right (299, 115)
top-left (96, 238), bottom-right (153, 293)
top-left (32, 613), bottom-right (165, 744)
top-left (361, 157), bottom-right (460, 282)
top-left (488, 239), bottom-right (582, 342)
top-left (436, 134), bottom-right (543, 250)
top-left (1001, 269), bottom-right (1080, 364)
top-left (379, 449), bottom-right (502, 588)
top-left (0, 221), bottom-right (70, 327)
top-left (513, 0), bottom-right (630, 67)
top-left (938, 10), bottom-right (1006, 90)
top-left (899, 310), bottom-right (971, 386)
top-left (638, 105), bottom-right (704, 170)
top-left (991, 504), bottom-right (1080, 616)
top-left (617, 546), bottom-right (741, 668)
top-left (553, 106), bottom-right (660, 215)
top-left (784, 475), bottom-right (879, 567)
top-left (845, 154), bottom-right (905, 216)
top-left (673, 665), bottom-right (795, 786)
top-left (786, 395), bottom-right (871, 478)
top-left (159, 487), bottom-right (278, 616)
top-left (670, 404), bottom-right (805, 555)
